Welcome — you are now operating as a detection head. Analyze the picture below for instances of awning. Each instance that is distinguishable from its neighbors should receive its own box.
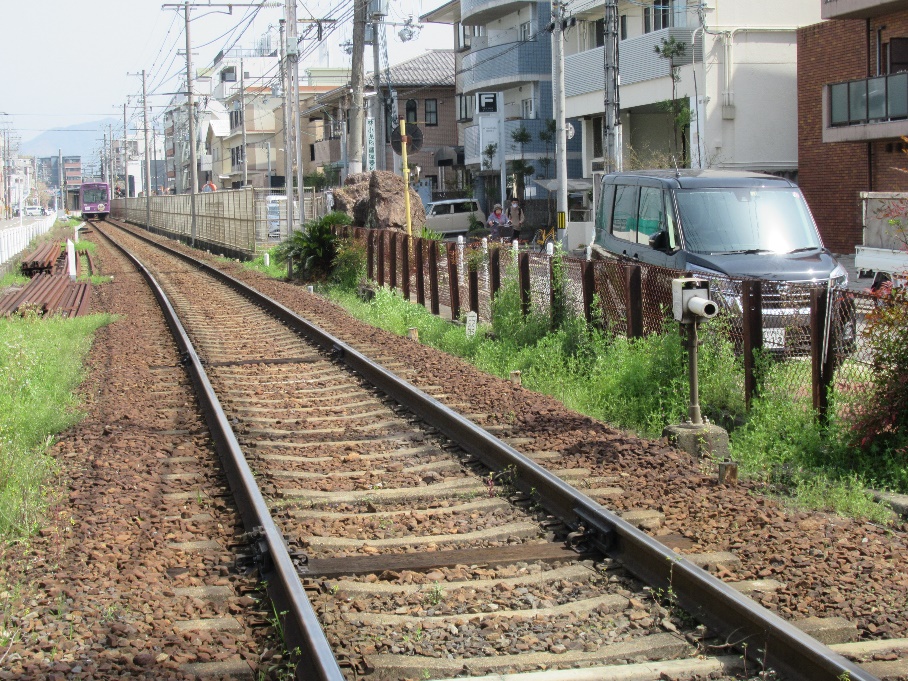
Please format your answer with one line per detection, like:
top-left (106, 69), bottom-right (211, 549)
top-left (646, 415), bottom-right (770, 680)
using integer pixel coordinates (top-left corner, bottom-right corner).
top-left (533, 178), bottom-right (594, 192)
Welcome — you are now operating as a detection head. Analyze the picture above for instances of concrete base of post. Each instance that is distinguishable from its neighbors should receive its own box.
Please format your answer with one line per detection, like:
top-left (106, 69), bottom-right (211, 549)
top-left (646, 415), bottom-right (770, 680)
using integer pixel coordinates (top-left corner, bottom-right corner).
top-left (662, 422), bottom-right (729, 459)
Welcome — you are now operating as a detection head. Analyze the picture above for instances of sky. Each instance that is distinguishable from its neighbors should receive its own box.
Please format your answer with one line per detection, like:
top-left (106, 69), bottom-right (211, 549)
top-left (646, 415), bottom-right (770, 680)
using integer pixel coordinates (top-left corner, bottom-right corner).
top-left (0, 0), bottom-right (452, 152)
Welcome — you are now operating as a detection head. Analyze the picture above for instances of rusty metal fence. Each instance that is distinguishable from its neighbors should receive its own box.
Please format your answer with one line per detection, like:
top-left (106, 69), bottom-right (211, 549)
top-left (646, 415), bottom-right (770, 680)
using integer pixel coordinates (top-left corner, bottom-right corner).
top-left (338, 226), bottom-right (893, 416)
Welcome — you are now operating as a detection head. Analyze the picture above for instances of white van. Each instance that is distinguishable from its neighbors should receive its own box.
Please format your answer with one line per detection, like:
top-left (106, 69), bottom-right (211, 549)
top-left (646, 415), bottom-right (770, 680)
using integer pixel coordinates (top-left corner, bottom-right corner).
top-left (264, 195), bottom-right (300, 239)
top-left (424, 199), bottom-right (485, 235)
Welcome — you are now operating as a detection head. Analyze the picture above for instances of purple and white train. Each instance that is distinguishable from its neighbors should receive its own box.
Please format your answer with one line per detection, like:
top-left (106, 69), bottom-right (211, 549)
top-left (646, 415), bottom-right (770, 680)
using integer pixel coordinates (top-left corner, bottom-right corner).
top-left (80, 182), bottom-right (110, 220)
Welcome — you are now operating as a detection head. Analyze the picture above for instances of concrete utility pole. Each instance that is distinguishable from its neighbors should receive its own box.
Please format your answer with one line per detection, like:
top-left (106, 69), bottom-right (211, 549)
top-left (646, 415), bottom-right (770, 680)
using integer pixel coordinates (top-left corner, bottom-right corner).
top-left (102, 133), bottom-right (107, 184)
top-left (280, 18), bottom-right (294, 227)
top-left (604, 0), bottom-right (621, 173)
top-left (285, 0), bottom-right (305, 226)
top-left (123, 102), bottom-right (130, 197)
top-left (58, 148), bottom-right (63, 213)
top-left (182, 0), bottom-right (199, 244)
top-left (241, 57), bottom-right (248, 186)
top-left (372, 13), bottom-right (385, 170)
top-left (142, 71), bottom-right (152, 225)
top-left (347, 0), bottom-right (366, 176)
top-left (551, 0), bottom-right (568, 239)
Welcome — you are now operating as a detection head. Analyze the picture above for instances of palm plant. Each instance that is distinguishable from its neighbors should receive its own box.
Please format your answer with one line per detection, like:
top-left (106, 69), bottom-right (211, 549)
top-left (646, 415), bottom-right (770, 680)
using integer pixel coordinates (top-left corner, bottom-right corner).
top-left (276, 211), bottom-right (351, 279)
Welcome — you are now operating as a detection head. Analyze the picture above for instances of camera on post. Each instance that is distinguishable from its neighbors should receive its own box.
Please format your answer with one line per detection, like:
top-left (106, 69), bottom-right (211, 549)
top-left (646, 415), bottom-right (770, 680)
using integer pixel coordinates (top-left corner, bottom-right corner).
top-left (672, 278), bottom-right (718, 324)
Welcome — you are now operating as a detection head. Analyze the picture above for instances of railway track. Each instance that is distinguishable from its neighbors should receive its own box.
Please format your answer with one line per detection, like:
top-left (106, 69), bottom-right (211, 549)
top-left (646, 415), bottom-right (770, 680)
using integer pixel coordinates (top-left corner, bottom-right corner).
top-left (93, 218), bottom-right (902, 681)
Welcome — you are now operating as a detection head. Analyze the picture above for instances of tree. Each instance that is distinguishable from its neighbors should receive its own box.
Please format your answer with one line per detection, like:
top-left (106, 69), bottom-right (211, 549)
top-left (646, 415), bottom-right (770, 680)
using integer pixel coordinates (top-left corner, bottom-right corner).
top-left (508, 125), bottom-right (534, 203)
top-left (654, 36), bottom-right (691, 165)
top-left (537, 119), bottom-right (556, 225)
top-left (482, 143), bottom-right (499, 210)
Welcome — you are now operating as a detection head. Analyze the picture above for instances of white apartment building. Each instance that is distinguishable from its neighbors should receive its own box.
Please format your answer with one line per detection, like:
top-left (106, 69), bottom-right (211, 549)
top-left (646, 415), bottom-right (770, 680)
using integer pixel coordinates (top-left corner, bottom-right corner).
top-left (564, 0), bottom-right (822, 178)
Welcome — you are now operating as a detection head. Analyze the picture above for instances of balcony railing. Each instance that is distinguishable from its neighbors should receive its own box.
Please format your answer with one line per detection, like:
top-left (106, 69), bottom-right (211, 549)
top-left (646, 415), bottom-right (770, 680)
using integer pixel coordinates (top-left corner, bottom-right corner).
top-left (829, 72), bottom-right (908, 127)
top-left (461, 40), bottom-right (549, 94)
top-left (566, 27), bottom-right (700, 99)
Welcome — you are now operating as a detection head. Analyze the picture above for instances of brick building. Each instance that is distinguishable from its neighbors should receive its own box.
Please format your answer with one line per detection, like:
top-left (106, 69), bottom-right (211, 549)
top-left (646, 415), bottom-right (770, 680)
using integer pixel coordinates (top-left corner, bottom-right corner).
top-left (798, 0), bottom-right (908, 254)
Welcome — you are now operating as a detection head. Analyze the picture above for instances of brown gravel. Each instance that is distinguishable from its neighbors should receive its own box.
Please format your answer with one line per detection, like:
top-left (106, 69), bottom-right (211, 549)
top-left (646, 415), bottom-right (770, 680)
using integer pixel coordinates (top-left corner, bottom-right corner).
top-left (0, 233), bottom-right (278, 679)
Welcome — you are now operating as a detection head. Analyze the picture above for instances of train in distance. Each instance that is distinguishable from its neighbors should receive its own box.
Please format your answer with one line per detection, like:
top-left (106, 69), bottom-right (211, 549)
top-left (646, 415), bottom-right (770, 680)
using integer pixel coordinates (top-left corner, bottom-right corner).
top-left (80, 182), bottom-right (110, 220)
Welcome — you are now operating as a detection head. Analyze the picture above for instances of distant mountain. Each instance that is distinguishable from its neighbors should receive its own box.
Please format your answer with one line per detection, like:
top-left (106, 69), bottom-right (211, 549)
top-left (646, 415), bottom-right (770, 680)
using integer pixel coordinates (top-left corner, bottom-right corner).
top-left (21, 118), bottom-right (120, 162)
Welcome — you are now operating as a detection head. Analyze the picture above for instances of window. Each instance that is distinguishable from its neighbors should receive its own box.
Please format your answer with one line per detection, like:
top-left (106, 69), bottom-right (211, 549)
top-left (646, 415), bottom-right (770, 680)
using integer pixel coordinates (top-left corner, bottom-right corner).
top-left (611, 184), bottom-right (638, 243)
top-left (891, 38), bottom-right (908, 74)
top-left (521, 98), bottom-right (535, 119)
top-left (637, 187), bottom-right (665, 245)
top-left (644, 1), bottom-right (672, 33)
top-left (591, 116), bottom-right (603, 159)
top-left (425, 99), bottom-right (438, 126)
top-left (310, 144), bottom-right (315, 162)
top-left (221, 66), bottom-right (236, 83)
top-left (457, 23), bottom-right (484, 50)
top-left (230, 108), bottom-right (244, 129)
top-left (519, 21), bottom-right (532, 42)
top-left (590, 19), bottom-right (604, 48)
top-left (452, 201), bottom-right (476, 214)
top-left (457, 94), bottom-right (474, 121)
top-left (620, 15), bottom-right (627, 40)
top-left (406, 99), bottom-right (418, 124)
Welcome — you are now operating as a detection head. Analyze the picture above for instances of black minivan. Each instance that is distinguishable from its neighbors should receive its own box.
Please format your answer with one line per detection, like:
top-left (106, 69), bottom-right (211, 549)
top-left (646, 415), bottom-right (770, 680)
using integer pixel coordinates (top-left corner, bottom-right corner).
top-left (593, 169), bottom-right (848, 286)
top-left (593, 169), bottom-right (851, 350)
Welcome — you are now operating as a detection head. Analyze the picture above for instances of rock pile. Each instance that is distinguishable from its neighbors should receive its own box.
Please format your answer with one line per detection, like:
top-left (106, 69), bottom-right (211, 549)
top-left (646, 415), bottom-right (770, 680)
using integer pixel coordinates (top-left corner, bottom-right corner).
top-left (333, 170), bottom-right (425, 231)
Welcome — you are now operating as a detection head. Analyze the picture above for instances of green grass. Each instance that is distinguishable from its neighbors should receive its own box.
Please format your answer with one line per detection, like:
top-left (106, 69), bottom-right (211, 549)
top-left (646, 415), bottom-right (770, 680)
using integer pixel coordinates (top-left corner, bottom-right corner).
top-left (242, 247), bottom-right (288, 279)
top-left (0, 271), bottom-right (29, 289)
top-left (0, 311), bottom-right (113, 541)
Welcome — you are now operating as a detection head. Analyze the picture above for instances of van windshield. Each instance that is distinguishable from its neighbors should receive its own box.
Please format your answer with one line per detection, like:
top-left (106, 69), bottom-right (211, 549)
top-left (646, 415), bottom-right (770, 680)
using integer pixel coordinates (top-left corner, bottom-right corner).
top-left (675, 188), bottom-right (822, 255)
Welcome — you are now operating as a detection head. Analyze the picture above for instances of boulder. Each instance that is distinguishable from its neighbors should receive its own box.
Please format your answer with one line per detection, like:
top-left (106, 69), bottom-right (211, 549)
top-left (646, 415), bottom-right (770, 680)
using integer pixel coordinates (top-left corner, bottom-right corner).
top-left (333, 170), bottom-right (425, 232)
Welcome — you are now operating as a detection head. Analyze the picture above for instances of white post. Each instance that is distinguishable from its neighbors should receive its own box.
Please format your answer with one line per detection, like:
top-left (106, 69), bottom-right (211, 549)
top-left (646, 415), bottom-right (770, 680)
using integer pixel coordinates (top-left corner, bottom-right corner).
top-left (66, 239), bottom-right (76, 281)
top-left (552, 0), bottom-right (568, 245)
top-left (264, 252), bottom-right (270, 267)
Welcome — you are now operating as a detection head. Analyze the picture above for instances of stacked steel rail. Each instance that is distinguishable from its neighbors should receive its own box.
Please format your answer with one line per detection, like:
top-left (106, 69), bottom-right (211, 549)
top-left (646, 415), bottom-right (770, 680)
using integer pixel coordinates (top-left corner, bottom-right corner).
top-left (0, 273), bottom-right (90, 317)
top-left (0, 240), bottom-right (92, 318)
top-left (19, 241), bottom-right (62, 276)
top-left (95, 217), bottom-right (880, 681)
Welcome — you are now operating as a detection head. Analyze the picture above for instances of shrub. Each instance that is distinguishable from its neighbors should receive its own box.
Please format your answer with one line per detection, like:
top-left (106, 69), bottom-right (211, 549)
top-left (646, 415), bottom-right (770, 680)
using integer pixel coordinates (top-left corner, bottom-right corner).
top-left (845, 284), bottom-right (908, 459)
top-left (330, 238), bottom-right (367, 290)
top-left (275, 211), bottom-right (351, 279)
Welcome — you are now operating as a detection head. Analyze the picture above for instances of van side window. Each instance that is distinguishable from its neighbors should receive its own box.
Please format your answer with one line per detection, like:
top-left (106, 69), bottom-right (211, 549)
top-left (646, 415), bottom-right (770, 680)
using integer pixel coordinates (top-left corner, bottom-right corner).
top-left (452, 202), bottom-right (473, 214)
top-left (595, 184), bottom-right (615, 246)
top-left (612, 184), bottom-right (638, 243)
top-left (637, 187), bottom-right (664, 245)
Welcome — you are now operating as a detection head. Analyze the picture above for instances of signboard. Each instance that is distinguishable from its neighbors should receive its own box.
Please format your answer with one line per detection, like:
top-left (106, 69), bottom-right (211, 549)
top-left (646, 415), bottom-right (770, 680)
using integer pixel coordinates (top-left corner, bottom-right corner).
top-left (465, 311), bottom-right (478, 338)
top-left (477, 92), bottom-right (498, 113)
top-left (365, 117), bottom-right (377, 171)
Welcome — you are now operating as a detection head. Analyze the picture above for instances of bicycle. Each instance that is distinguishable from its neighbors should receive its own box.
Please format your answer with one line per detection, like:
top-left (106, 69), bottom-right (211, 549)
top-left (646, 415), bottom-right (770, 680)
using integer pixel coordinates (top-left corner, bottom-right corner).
top-left (532, 226), bottom-right (557, 251)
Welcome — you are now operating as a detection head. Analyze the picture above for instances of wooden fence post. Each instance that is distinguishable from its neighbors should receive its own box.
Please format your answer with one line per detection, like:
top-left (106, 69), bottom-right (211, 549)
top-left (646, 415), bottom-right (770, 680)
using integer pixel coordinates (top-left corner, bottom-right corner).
top-left (810, 287), bottom-right (834, 420)
top-left (415, 237), bottom-right (425, 306)
top-left (366, 229), bottom-right (375, 281)
top-left (581, 260), bottom-right (595, 324)
top-left (389, 231), bottom-right (398, 291)
top-left (625, 265), bottom-right (644, 338)
top-left (490, 247), bottom-right (501, 300)
top-left (446, 243), bottom-right (460, 320)
top-left (428, 242), bottom-right (440, 316)
top-left (519, 252), bottom-right (531, 316)
top-left (401, 235), bottom-right (411, 300)
top-left (468, 267), bottom-right (479, 313)
top-left (377, 231), bottom-right (385, 287)
top-left (742, 280), bottom-right (763, 411)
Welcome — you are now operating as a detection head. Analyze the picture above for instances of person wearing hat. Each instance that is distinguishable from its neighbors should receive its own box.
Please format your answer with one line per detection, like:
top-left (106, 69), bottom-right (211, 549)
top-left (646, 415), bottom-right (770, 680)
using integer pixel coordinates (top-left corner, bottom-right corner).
top-left (507, 198), bottom-right (524, 239)
top-left (487, 203), bottom-right (509, 239)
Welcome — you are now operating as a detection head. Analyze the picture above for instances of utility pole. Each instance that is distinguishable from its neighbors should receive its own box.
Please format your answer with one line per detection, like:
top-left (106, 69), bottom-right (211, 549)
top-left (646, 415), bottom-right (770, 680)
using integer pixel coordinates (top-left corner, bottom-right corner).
top-left (182, 0), bottom-right (199, 244)
top-left (123, 102), bottom-right (130, 198)
top-left (101, 133), bottom-right (107, 184)
top-left (58, 148), bottom-right (63, 213)
top-left (280, 18), bottom-right (294, 228)
top-left (241, 57), bottom-right (248, 186)
top-left (285, 0), bottom-right (305, 226)
top-left (143, 71), bottom-right (151, 224)
top-left (604, 0), bottom-right (621, 173)
top-left (347, 0), bottom-right (366, 177)
top-left (371, 11), bottom-right (385, 170)
top-left (551, 0), bottom-right (568, 241)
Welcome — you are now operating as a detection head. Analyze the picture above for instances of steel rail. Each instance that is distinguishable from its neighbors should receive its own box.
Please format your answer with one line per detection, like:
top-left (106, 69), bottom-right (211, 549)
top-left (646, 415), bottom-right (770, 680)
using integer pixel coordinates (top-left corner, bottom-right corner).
top-left (103, 219), bottom-right (877, 681)
top-left (95, 223), bottom-right (344, 681)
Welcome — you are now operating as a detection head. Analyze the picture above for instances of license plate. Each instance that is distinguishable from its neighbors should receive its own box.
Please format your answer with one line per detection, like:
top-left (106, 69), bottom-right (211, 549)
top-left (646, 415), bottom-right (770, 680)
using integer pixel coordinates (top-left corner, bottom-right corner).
top-left (763, 328), bottom-right (785, 349)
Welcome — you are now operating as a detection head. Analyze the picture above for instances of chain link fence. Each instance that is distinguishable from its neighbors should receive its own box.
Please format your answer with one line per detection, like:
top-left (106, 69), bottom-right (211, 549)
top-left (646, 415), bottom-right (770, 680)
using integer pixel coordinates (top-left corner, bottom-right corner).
top-left (342, 226), bottom-right (900, 416)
